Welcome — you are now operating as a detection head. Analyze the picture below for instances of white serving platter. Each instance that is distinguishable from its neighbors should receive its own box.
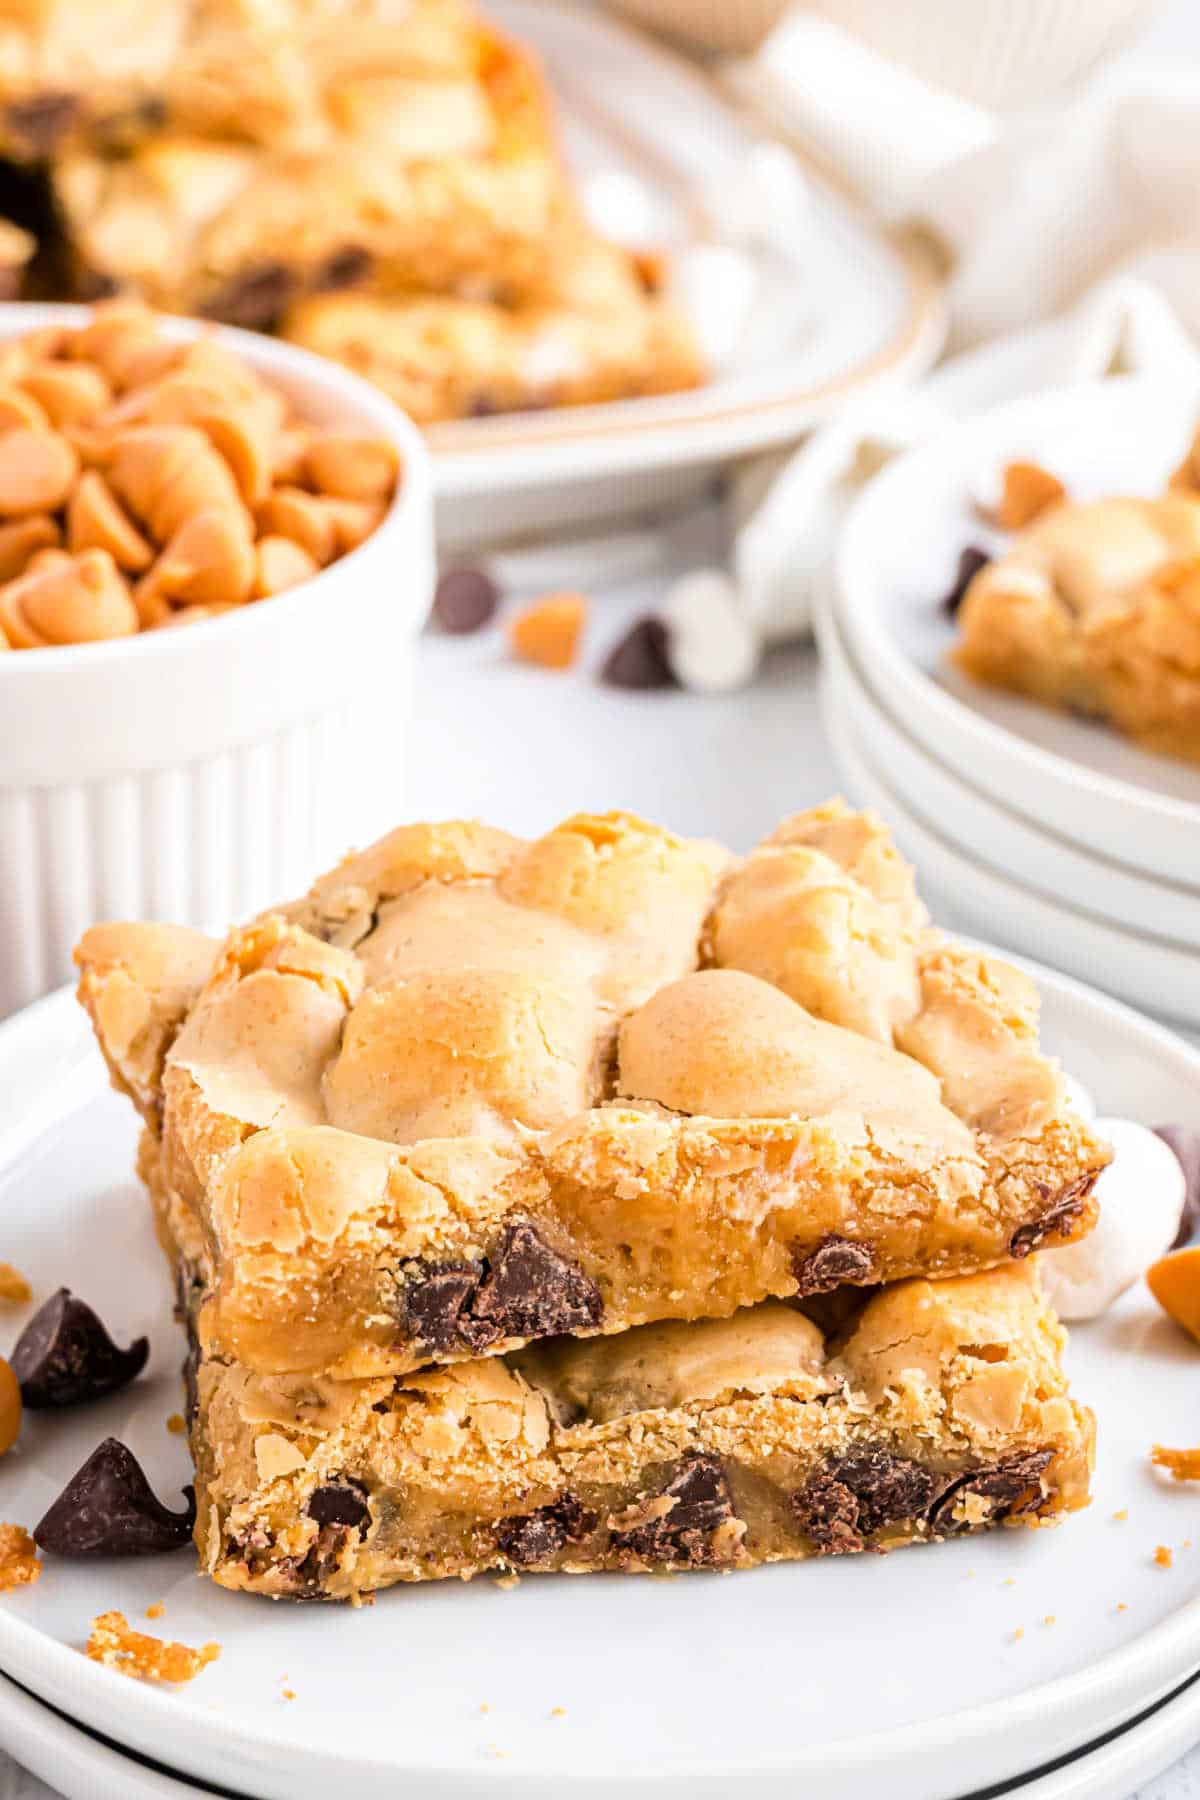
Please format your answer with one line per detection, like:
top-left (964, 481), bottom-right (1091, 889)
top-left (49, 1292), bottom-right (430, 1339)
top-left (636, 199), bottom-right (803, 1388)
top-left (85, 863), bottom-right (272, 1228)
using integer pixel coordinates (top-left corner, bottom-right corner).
top-left (820, 652), bottom-right (1200, 1029)
top-left (1, 985), bottom-right (1200, 1798)
top-left (833, 377), bottom-right (1200, 887)
top-left (818, 594), bottom-right (1200, 948)
top-left (429, 0), bottom-right (946, 547)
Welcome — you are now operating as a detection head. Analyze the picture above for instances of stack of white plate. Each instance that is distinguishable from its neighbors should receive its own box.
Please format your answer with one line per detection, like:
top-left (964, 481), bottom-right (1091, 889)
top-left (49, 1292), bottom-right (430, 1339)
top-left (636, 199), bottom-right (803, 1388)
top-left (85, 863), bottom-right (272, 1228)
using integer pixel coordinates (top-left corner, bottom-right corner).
top-left (819, 377), bottom-right (1200, 1031)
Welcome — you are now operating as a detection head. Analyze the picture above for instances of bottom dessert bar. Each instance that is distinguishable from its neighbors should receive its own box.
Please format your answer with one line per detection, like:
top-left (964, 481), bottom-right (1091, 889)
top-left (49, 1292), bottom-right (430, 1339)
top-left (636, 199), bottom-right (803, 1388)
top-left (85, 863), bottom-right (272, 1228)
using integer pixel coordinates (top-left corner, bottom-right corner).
top-left (188, 1263), bottom-right (1093, 1601)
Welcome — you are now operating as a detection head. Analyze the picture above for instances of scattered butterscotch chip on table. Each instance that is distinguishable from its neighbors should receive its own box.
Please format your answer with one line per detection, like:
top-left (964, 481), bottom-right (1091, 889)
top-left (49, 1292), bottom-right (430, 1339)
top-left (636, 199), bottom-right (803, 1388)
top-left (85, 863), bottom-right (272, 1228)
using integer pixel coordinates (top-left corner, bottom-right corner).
top-left (0, 1262), bottom-right (30, 1302)
top-left (85, 1611), bottom-right (219, 1684)
top-left (1146, 1246), bottom-right (1200, 1342)
top-left (508, 591), bottom-right (587, 669)
top-left (0, 1523), bottom-right (40, 1590)
top-left (1151, 1446), bottom-right (1200, 1481)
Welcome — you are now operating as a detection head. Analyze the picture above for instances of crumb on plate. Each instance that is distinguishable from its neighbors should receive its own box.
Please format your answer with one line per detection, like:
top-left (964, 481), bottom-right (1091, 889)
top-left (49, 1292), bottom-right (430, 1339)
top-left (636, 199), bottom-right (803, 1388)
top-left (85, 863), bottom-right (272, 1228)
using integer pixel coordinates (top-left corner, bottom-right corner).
top-left (85, 1611), bottom-right (220, 1684)
top-left (1153, 1445), bottom-right (1200, 1482)
top-left (144, 1602), bottom-right (165, 1620)
top-left (0, 1523), bottom-right (40, 1591)
top-left (550, 1706), bottom-right (567, 1719)
top-left (1112, 1507), bottom-right (1129, 1519)
top-left (283, 1688), bottom-right (296, 1701)
top-left (1011, 1626), bottom-right (1025, 1642)
top-left (1154, 1545), bottom-right (1174, 1569)
top-left (166, 1412), bottom-right (187, 1436)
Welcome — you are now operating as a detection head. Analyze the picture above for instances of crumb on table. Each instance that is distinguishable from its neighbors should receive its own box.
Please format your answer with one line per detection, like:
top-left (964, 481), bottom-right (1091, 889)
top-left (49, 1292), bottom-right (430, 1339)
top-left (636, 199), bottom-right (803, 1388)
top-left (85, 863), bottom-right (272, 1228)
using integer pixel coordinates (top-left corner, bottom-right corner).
top-left (1155, 1545), bottom-right (1174, 1569)
top-left (0, 1263), bottom-right (31, 1303)
top-left (1152, 1446), bottom-right (1200, 1482)
top-left (85, 1611), bottom-right (220, 1684)
top-left (0, 1523), bottom-right (40, 1591)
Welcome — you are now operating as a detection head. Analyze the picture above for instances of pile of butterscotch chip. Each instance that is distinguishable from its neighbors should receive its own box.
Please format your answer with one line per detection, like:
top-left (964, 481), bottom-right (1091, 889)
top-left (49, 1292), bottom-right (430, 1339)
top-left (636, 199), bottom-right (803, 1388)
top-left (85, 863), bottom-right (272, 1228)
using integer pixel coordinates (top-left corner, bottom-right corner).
top-left (0, 303), bottom-right (401, 650)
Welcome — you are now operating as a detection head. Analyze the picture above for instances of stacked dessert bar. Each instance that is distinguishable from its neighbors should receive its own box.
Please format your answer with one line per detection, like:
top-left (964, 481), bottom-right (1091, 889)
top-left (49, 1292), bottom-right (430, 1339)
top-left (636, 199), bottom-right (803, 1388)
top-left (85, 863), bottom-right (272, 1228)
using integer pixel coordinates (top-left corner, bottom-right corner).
top-left (0, 0), bottom-right (702, 421)
top-left (76, 803), bottom-right (1105, 1600)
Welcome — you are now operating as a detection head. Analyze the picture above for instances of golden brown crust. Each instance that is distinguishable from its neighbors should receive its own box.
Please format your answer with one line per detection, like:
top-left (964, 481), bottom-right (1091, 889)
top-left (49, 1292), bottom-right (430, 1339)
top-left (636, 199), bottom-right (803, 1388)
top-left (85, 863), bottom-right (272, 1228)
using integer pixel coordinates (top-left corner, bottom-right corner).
top-left (77, 802), bottom-right (1109, 1381)
top-left (189, 1262), bottom-right (1094, 1598)
top-left (954, 495), bottom-right (1200, 764)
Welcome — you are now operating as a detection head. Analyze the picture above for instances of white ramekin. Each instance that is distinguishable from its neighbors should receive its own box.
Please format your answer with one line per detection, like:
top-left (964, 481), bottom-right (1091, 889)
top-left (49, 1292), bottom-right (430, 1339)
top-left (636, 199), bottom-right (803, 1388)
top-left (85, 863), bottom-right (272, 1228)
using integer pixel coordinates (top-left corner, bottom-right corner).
top-left (0, 305), bottom-right (434, 1017)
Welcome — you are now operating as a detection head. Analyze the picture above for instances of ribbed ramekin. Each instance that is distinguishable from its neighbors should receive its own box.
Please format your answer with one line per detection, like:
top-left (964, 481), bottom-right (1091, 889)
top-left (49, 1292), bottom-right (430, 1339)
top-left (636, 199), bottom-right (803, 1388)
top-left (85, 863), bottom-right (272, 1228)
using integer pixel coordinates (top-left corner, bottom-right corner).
top-left (0, 305), bottom-right (434, 1016)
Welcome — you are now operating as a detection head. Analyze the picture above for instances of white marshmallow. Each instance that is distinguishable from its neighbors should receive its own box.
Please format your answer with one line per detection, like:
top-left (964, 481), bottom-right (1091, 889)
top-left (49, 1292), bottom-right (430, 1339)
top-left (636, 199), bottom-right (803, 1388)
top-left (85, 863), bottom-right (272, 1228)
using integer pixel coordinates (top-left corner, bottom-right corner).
top-left (1038, 1117), bottom-right (1186, 1322)
top-left (660, 568), bottom-right (759, 694)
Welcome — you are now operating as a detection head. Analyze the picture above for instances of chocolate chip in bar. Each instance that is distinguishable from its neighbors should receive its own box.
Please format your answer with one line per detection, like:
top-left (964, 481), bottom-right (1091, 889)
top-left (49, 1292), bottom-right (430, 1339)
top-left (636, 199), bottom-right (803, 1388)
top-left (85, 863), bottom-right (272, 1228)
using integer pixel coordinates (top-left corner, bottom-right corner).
top-left (496, 1491), bottom-right (595, 1567)
top-left (1155, 1125), bottom-right (1200, 1247)
top-left (306, 1481), bottom-right (370, 1534)
top-left (6, 92), bottom-right (79, 155)
top-left (400, 1261), bottom-right (500, 1355)
top-left (792, 1233), bottom-right (876, 1297)
top-left (202, 262), bottom-right (295, 332)
top-left (471, 1222), bottom-right (603, 1342)
top-left (613, 1452), bottom-right (741, 1567)
top-left (35, 1438), bottom-right (195, 1556)
top-left (316, 246), bottom-right (372, 293)
top-left (942, 546), bottom-right (990, 618)
top-left (929, 1448), bottom-right (1054, 1536)
top-left (600, 616), bottom-right (677, 690)
top-left (10, 1288), bottom-right (148, 1409)
top-left (793, 1447), bottom-right (944, 1555)
top-left (433, 566), bottom-right (500, 635)
top-left (1009, 1173), bottom-right (1096, 1257)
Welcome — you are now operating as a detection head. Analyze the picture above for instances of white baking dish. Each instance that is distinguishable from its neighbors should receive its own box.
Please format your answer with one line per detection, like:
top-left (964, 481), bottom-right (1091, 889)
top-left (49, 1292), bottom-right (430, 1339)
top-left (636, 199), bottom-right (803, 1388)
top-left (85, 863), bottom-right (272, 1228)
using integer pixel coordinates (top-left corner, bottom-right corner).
top-left (0, 305), bottom-right (434, 1015)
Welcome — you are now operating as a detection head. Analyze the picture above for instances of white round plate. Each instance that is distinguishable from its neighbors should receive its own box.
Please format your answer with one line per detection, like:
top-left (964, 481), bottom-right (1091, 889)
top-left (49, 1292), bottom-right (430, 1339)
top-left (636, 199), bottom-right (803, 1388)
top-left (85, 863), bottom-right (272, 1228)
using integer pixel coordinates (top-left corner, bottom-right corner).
top-left (1, 990), bottom-right (1200, 1798)
top-left (833, 377), bottom-right (1200, 885)
top-left (818, 595), bottom-right (1200, 945)
top-left (820, 661), bottom-right (1200, 1028)
top-left (429, 0), bottom-right (945, 547)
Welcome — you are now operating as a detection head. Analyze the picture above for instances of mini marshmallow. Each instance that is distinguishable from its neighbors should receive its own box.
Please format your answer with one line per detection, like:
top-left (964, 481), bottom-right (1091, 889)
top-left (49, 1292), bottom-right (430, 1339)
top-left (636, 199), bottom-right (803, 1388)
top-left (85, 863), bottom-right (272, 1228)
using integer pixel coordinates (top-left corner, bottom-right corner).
top-left (1038, 1117), bottom-right (1186, 1322)
top-left (660, 567), bottom-right (759, 694)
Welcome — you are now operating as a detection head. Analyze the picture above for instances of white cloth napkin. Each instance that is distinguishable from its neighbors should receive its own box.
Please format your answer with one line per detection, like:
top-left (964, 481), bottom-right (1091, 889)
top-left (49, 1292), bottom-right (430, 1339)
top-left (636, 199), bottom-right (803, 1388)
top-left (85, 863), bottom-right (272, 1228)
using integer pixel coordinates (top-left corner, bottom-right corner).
top-left (686, 17), bottom-right (1200, 686)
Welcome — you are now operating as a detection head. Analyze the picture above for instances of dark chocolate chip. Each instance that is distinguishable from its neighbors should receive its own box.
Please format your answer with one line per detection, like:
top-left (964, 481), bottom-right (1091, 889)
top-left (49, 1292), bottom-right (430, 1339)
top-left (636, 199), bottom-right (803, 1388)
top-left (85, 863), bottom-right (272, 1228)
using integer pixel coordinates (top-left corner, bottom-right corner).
top-left (316, 246), bottom-right (371, 292)
top-left (471, 1222), bottom-right (603, 1342)
top-left (792, 1234), bottom-right (877, 1297)
top-left (1155, 1125), bottom-right (1200, 1247)
top-left (793, 1447), bottom-right (947, 1554)
top-left (942, 546), bottom-right (990, 618)
top-left (613, 1452), bottom-right (740, 1567)
top-left (1009, 1172), bottom-right (1098, 1257)
top-left (400, 1262), bottom-right (501, 1355)
top-left (34, 1438), bottom-right (194, 1556)
top-left (929, 1448), bottom-right (1054, 1536)
top-left (496, 1491), bottom-right (595, 1566)
top-left (10, 1288), bottom-right (148, 1409)
top-left (306, 1481), bottom-right (370, 1533)
top-left (5, 92), bottom-right (80, 154)
top-left (600, 616), bottom-right (677, 690)
top-left (201, 262), bottom-right (295, 332)
top-left (74, 268), bottom-right (121, 302)
top-left (433, 565), bottom-right (500, 634)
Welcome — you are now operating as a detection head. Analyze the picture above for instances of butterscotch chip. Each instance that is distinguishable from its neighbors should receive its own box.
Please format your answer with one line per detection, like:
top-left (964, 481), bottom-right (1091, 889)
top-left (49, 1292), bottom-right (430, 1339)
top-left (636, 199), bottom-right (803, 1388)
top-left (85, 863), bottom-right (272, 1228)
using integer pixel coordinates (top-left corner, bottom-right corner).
top-left (323, 496), bottom-right (385, 555)
top-left (68, 471), bottom-right (154, 572)
top-left (85, 1611), bottom-right (220, 1684)
top-left (509, 591), bottom-right (587, 669)
top-left (138, 507), bottom-right (255, 613)
top-left (0, 1263), bottom-right (30, 1302)
top-left (0, 382), bottom-right (49, 434)
top-left (0, 548), bottom-right (138, 647)
top-left (256, 486), bottom-right (337, 565)
top-left (993, 462), bottom-right (1067, 530)
top-left (110, 426), bottom-right (246, 544)
top-left (254, 534), bottom-right (320, 597)
top-left (0, 1360), bottom-right (20, 1456)
top-left (1147, 1246), bottom-right (1200, 1342)
top-left (21, 363), bottom-right (113, 428)
top-left (0, 515), bottom-right (60, 584)
top-left (1152, 1445), bottom-right (1200, 1481)
top-left (305, 434), bottom-right (400, 504)
top-left (0, 1523), bottom-right (39, 1591)
top-left (0, 428), bottom-right (78, 516)
top-left (1155, 1544), bottom-right (1174, 1568)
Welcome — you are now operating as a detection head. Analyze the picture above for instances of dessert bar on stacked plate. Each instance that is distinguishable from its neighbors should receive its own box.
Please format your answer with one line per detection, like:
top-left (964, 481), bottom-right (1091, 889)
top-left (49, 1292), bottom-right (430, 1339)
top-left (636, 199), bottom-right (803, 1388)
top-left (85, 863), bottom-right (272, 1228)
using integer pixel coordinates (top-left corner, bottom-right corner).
top-left (75, 802), bottom-right (1106, 1600)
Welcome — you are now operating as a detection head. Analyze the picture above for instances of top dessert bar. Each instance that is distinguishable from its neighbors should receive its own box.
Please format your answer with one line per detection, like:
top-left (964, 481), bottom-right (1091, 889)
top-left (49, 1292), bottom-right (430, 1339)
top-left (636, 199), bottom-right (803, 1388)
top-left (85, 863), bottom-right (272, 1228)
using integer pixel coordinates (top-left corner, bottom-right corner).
top-left (76, 803), bottom-right (1109, 1380)
top-left (954, 493), bottom-right (1200, 764)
